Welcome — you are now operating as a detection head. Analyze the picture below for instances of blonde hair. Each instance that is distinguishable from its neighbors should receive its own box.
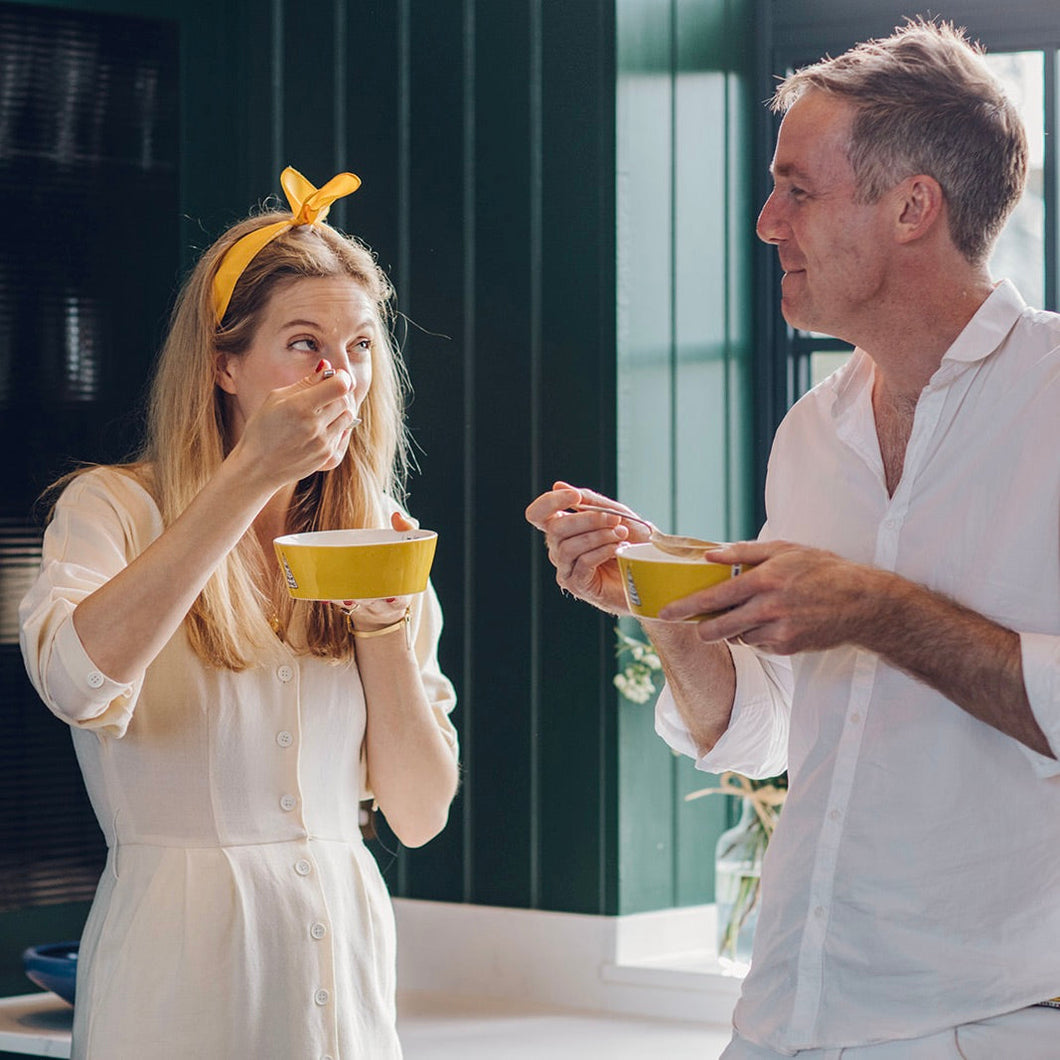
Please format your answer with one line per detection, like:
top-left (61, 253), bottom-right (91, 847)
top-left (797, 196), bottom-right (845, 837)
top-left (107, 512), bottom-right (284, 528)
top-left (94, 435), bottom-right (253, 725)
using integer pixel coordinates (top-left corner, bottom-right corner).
top-left (141, 212), bottom-right (410, 668)
top-left (772, 18), bottom-right (1027, 264)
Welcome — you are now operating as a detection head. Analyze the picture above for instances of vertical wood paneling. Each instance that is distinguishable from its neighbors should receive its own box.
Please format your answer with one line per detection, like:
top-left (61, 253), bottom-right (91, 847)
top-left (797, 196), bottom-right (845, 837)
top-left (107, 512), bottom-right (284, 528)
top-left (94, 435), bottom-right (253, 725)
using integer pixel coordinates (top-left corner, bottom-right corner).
top-left (617, 0), bottom-right (755, 913)
top-left (467, 0), bottom-right (537, 909)
top-left (401, 0), bottom-right (471, 903)
top-left (536, 0), bottom-right (618, 913)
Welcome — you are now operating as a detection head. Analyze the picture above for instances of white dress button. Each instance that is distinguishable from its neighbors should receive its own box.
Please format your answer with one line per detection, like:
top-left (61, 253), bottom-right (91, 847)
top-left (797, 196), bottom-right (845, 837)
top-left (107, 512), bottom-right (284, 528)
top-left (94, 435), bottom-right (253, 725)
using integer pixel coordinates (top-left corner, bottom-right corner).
top-left (86, 671), bottom-right (105, 689)
top-left (277, 664), bottom-right (294, 683)
top-left (280, 794), bottom-right (297, 812)
top-left (322, 1055), bottom-right (335, 1060)
top-left (294, 859), bottom-right (312, 877)
top-left (314, 988), bottom-right (330, 1006)
top-left (276, 730), bottom-right (294, 748)
top-left (310, 921), bottom-right (327, 940)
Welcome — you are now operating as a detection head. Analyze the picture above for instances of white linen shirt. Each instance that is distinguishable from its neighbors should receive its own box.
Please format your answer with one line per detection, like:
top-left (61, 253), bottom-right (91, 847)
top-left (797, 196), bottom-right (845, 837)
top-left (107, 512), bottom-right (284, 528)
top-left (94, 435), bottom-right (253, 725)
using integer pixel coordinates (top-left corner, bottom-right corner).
top-left (656, 280), bottom-right (1060, 1053)
top-left (20, 467), bottom-right (458, 1060)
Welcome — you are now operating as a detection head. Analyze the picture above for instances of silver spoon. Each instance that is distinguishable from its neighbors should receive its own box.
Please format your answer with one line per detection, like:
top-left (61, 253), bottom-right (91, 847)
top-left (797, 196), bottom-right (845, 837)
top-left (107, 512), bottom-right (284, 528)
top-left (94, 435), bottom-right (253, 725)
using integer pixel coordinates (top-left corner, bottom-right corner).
top-left (570, 503), bottom-right (722, 558)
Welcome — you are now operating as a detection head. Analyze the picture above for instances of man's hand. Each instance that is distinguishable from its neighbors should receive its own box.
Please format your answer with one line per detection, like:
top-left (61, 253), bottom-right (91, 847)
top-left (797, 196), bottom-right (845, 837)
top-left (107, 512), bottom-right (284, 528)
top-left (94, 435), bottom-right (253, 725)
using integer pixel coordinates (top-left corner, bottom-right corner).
top-left (525, 481), bottom-right (650, 615)
top-left (658, 540), bottom-right (881, 654)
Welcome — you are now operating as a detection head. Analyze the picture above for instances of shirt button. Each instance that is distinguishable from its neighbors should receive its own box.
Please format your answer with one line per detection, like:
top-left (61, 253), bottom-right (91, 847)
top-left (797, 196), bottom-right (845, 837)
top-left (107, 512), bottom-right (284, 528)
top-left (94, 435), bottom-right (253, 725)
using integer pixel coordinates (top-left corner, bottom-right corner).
top-left (814, 906), bottom-right (825, 918)
top-left (849, 713), bottom-right (861, 725)
top-left (310, 921), bottom-right (327, 940)
top-left (295, 859), bottom-right (312, 877)
top-left (277, 664), bottom-right (294, 683)
top-left (280, 794), bottom-right (297, 812)
top-left (314, 988), bottom-right (330, 1006)
top-left (86, 671), bottom-right (105, 689)
top-left (828, 809), bottom-right (841, 822)
top-left (276, 730), bottom-right (294, 748)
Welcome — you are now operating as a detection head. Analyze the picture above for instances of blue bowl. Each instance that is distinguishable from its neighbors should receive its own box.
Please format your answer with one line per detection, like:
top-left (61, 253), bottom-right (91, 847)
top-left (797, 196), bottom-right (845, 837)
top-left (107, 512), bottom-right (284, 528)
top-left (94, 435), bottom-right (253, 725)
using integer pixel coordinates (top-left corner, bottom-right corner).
top-left (22, 941), bottom-right (79, 1006)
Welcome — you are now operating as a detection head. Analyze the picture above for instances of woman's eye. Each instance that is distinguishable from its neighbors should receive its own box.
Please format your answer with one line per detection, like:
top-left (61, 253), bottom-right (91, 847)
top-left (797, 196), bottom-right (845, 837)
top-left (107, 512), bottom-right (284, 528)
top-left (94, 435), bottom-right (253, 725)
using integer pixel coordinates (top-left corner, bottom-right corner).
top-left (291, 338), bottom-right (319, 352)
top-left (352, 339), bottom-right (373, 355)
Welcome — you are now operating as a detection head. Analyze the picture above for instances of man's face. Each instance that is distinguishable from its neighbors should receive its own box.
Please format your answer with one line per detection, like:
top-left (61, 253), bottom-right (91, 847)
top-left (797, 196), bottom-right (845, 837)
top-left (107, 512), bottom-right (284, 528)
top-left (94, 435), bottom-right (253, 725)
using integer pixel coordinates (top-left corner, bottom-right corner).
top-left (756, 92), bottom-right (895, 341)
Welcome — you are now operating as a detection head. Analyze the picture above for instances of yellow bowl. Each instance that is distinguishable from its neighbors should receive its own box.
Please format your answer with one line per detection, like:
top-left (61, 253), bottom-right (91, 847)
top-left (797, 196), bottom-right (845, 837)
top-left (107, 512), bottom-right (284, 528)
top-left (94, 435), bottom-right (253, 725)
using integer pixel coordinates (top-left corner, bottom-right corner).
top-left (273, 528), bottom-right (437, 601)
top-left (615, 541), bottom-right (743, 620)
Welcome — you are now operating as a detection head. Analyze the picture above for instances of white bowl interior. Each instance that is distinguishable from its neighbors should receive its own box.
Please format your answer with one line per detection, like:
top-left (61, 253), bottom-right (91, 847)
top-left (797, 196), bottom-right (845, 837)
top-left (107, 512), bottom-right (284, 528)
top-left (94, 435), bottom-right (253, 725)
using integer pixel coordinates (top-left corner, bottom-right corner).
top-left (275, 528), bottom-right (436, 548)
top-left (618, 542), bottom-right (723, 565)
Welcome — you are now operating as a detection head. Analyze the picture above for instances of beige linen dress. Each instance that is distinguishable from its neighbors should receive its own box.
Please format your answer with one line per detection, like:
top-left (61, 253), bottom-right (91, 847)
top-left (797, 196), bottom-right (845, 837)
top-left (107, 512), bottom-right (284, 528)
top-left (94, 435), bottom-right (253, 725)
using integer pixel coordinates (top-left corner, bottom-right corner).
top-left (19, 467), bottom-right (458, 1060)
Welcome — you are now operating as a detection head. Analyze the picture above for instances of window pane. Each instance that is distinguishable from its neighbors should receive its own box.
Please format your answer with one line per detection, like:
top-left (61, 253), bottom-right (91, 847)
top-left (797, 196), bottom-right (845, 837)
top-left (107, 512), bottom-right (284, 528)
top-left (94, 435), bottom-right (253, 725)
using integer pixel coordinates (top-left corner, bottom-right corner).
top-left (986, 51), bottom-right (1045, 308)
top-left (810, 349), bottom-right (852, 387)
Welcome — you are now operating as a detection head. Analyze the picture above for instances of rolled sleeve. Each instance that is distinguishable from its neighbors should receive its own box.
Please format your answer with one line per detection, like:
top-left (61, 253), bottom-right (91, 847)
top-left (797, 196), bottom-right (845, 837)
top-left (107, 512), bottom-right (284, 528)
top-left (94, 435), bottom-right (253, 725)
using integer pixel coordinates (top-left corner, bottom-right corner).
top-left (654, 642), bottom-right (791, 779)
top-left (1017, 632), bottom-right (1060, 778)
top-left (18, 469), bottom-right (154, 739)
top-left (47, 614), bottom-right (138, 735)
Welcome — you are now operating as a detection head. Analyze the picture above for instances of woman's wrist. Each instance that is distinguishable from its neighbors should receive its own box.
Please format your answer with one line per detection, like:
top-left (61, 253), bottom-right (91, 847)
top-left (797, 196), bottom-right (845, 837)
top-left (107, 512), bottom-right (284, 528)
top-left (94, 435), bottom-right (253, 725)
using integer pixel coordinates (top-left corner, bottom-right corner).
top-left (346, 606), bottom-right (412, 649)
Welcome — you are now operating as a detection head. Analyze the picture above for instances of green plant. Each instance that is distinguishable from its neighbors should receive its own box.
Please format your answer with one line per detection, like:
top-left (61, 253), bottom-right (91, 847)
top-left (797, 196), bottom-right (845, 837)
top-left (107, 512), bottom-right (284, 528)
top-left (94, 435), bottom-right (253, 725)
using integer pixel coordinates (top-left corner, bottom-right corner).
top-left (613, 626), bottom-right (664, 704)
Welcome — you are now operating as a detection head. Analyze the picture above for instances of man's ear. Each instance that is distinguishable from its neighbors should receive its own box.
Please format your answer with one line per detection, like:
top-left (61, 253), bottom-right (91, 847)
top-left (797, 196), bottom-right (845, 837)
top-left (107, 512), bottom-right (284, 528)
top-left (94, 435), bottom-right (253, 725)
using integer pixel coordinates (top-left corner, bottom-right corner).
top-left (214, 352), bottom-right (238, 395)
top-left (893, 174), bottom-right (945, 245)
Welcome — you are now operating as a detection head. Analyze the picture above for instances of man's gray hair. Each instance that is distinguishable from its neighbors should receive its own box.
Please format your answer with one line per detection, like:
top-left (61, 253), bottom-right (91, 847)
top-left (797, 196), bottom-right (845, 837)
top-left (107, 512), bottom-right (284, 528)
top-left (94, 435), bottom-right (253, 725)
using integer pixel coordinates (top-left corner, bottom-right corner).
top-left (772, 19), bottom-right (1028, 264)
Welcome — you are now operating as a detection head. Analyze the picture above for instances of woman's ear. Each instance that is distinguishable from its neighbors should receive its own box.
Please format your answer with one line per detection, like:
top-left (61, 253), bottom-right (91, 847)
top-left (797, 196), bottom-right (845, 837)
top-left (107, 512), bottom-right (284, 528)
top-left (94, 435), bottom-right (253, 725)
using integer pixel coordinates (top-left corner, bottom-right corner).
top-left (214, 352), bottom-right (238, 395)
top-left (893, 174), bottom-right (945, 246)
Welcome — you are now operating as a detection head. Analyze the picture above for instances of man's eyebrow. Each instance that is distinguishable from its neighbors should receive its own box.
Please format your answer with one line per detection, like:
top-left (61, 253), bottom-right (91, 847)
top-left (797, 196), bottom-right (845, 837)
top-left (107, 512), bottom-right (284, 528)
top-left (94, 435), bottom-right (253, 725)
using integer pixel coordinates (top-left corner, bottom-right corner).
top-left (770, 161), bottom-right (808, 180)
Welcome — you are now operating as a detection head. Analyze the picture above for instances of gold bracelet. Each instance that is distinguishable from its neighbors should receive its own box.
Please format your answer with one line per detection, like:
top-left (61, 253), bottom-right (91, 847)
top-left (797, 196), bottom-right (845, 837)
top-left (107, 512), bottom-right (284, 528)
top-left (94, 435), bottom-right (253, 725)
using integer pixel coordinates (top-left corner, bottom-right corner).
top-left (347, 606), bottom-right (411, 649)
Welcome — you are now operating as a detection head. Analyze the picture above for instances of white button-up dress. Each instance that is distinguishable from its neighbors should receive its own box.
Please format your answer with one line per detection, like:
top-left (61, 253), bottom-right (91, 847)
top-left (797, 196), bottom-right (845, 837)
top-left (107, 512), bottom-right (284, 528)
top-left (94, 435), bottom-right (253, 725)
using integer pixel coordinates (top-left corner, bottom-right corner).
top-left (20, 468), bottom-right (458, 1060)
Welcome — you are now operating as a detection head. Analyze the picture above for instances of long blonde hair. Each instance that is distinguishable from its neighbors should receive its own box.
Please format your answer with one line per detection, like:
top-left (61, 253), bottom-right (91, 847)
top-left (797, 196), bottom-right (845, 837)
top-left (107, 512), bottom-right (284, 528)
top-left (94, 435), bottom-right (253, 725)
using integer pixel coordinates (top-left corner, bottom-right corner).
top-left (142, 212), bottom-right (410, 668)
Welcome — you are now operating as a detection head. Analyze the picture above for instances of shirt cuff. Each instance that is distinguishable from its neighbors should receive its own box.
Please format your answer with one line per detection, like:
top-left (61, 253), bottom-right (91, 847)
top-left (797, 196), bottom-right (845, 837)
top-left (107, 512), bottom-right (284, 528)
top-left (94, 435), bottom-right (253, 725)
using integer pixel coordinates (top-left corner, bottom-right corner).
top-left (654, 643), bottom-right (789, 779)
top-left (50, 616), bottom-right (137, 736)
top-left (1018, 632), bottom-right (1060, 778)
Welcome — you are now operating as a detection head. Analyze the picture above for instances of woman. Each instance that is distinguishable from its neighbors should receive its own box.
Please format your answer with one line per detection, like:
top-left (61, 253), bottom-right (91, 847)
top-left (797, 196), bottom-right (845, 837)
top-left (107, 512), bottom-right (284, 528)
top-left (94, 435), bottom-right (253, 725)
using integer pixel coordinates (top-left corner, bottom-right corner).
top-left (19, 168), bottom-right (459, 1059)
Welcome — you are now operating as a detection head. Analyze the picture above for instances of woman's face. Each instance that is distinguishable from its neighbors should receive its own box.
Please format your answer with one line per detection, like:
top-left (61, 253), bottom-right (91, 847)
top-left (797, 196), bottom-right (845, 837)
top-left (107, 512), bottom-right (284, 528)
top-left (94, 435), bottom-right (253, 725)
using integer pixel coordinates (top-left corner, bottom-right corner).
top-left (216, 275), bottom-right (376, 467)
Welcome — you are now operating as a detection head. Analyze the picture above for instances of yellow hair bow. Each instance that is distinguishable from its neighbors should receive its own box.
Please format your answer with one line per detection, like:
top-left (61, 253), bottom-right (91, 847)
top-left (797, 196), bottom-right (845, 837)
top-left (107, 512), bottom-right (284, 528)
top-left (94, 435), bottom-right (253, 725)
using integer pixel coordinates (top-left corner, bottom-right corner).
top-left (211, 166), bottom-right (362, 323)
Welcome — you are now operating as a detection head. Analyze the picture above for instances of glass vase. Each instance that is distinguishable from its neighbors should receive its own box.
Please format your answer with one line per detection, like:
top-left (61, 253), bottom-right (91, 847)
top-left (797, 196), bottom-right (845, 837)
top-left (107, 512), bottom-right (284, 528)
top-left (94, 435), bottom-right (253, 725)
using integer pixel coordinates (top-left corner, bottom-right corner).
top-left (714, 798), bottom-right (766, 975)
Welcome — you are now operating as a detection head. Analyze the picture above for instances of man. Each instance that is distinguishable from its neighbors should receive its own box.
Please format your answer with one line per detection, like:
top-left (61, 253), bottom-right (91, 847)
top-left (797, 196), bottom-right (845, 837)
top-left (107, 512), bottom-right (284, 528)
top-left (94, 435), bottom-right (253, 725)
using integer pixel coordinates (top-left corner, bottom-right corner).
top-left (526, 19), bottom-right (1060, 1059)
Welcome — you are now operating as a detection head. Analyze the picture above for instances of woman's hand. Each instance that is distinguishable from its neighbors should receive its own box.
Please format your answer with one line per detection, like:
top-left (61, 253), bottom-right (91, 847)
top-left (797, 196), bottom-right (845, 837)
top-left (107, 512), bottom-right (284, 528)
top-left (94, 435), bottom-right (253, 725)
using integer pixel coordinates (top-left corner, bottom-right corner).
top-left (234, 361), bottom-right (358, 490)
top-left (333, 511), bottom-right (418, 630)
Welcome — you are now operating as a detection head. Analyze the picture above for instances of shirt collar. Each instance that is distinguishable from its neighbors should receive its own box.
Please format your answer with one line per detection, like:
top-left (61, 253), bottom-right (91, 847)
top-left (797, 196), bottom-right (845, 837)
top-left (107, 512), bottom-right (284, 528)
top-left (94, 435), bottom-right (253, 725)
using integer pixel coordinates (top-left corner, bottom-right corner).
top-left (939, 278), bottom-right (1026, 365)
top-left (828, 279), bottom-right (1028, 418)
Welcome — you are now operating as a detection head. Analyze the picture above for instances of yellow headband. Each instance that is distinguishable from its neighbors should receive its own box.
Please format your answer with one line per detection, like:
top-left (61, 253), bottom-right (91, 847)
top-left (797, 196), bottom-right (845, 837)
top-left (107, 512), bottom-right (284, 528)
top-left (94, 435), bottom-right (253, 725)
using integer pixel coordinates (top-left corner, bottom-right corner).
top-left (211, 166), bottom-right (362, 324)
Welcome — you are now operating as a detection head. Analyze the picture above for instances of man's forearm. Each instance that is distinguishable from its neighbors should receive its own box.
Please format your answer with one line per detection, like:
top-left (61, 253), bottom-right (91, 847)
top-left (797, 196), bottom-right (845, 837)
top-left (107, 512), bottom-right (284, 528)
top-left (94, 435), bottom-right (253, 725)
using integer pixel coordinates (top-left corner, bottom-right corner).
top-left (641, 619), bottom-right (737, 756)
top-left (859, 570), bottom-right (1052, 757)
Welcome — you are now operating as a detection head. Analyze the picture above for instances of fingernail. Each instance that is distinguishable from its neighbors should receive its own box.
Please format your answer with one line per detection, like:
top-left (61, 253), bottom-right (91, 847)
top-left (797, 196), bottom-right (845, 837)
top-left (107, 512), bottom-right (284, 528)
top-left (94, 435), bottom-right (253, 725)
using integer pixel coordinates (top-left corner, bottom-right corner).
top-left (386, 597), bottom-right (397, 604)
top-left (315, 359), bottom-right (328, 373)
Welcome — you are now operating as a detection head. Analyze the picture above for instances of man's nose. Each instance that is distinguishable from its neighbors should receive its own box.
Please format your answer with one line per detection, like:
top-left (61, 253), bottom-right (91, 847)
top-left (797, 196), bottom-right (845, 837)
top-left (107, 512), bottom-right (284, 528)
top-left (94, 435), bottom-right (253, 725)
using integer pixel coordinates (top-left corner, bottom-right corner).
top-left (756, 190), bottom-right (785, 245)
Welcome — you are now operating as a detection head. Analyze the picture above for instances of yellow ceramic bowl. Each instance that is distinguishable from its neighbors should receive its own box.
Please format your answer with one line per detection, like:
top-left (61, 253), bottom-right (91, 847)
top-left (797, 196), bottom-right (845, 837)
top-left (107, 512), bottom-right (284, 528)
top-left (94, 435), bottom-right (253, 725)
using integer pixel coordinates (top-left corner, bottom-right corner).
top-left (616, 541), bottom-right (742, 620)
top-left (273, 528), bottom-right (437, 601)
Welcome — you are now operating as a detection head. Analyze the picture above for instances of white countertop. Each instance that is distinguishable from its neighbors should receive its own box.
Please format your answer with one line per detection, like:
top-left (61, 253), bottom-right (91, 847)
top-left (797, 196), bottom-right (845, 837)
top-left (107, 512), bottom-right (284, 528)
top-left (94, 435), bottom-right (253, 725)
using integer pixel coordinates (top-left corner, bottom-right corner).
top-left (0, 994), bottom-right (72, 1057)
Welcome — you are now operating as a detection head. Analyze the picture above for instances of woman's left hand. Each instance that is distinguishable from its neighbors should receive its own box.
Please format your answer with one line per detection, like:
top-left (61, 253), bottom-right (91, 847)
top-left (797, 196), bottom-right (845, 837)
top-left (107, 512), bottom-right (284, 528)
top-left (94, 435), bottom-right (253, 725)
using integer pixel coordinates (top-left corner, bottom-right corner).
top-left (332, 511), bottom-right (418, 629)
